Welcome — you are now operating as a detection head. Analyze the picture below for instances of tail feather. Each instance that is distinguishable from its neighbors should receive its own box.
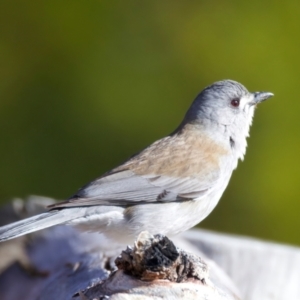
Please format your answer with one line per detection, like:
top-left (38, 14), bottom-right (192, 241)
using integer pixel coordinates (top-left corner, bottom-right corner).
top-left (0, 208), bottom-right (84, 242)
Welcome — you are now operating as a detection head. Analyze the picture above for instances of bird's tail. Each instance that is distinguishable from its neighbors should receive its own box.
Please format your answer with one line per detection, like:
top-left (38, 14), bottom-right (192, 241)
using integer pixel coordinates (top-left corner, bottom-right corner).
top-left (0, 208), bottom-right (85, 242)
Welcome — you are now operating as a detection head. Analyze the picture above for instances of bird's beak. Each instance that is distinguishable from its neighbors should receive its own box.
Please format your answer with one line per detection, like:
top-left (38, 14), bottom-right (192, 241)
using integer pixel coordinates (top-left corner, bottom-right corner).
top-left (250, 91), bottom-right (274, 105)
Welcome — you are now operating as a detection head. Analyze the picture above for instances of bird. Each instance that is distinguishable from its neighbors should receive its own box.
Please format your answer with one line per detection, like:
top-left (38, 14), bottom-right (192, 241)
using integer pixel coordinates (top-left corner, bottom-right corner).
top-left (0, 80), bottom-right (273, 244)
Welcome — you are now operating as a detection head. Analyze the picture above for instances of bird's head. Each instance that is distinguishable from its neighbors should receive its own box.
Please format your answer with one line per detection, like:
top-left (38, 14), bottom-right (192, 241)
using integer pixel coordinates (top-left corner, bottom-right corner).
top-left (183, 79), bottom-right (273, 160)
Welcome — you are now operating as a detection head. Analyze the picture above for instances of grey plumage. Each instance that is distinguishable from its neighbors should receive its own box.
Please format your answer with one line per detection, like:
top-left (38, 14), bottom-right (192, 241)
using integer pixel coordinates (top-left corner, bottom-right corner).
top-left (0, 208), bottom-right (86, 241)
top-left (0, 80), bottom-right (273, 244)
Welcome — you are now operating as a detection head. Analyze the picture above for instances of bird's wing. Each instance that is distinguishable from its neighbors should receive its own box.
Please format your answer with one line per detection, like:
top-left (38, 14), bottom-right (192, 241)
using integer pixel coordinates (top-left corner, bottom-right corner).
top-left (49, 130), bottom-right (226, 209)
top-left (49, 168), bottom-right (218, 209)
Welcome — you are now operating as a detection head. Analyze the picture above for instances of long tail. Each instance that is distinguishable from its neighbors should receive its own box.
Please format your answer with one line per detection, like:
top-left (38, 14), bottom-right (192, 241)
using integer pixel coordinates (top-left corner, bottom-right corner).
top-left (0, 208), bottom-right (85, 242)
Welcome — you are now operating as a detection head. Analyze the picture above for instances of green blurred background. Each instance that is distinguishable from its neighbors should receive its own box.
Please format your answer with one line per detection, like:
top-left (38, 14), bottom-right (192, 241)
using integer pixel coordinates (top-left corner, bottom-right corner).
top-left (0, 1), bottom-right (299, 245)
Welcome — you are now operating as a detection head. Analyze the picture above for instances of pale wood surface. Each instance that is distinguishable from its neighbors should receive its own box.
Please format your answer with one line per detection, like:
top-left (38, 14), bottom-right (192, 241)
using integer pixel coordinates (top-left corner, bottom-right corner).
top-left (0, 197), bottom-right (299, 299)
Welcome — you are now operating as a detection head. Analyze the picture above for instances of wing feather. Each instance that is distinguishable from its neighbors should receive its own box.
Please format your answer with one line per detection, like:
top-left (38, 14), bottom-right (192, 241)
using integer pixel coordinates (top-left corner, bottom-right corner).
top-left (49, 129), bottom-right (225, 209)
top-left (50, 169), bottom-right (216, 209)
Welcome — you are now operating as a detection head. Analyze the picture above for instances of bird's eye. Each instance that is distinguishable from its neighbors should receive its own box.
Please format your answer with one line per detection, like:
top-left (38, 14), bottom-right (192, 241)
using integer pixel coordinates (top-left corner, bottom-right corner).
top-left (231, 98), bottom-right (240, 107)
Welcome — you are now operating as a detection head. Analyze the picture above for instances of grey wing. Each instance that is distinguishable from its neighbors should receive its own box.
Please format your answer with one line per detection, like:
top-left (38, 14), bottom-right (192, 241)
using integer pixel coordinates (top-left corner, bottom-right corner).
top-left (50, 169), bottom-right (218, 209)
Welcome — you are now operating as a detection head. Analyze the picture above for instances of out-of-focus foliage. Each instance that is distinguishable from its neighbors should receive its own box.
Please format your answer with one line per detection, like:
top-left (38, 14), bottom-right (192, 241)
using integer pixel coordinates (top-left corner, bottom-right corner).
top-left (0, 1), bottom-right (299, 245)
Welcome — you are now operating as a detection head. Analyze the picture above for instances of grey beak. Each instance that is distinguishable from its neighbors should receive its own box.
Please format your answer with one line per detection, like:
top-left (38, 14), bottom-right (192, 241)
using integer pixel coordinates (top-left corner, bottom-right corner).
top-left (251, 91), bottom-right (274, 105)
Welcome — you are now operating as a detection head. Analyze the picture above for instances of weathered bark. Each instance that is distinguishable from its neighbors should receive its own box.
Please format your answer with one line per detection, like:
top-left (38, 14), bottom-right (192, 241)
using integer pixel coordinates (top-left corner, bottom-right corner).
top-left (0, 196), bottom-right (299, 300)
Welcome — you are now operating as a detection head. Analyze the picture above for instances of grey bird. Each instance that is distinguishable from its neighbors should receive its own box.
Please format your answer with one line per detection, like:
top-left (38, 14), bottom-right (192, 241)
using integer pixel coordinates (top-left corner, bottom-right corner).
top-left (0, 80), bottom-right (273, 244)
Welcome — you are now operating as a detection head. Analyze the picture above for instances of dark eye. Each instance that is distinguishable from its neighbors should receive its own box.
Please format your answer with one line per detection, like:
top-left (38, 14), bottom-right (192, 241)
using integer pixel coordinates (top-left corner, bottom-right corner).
top-left (231, 98), bottom-right (240, 107)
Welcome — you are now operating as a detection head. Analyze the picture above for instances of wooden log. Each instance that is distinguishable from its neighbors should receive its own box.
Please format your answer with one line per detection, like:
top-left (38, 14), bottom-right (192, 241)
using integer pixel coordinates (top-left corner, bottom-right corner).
top-left (0, 196), bottom-right (299, 299)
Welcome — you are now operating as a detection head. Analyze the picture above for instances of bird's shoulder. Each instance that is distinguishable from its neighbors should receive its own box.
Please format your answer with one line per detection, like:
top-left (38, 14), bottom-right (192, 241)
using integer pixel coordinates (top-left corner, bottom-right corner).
top-left (113, 124), bottom-right (230, 179)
